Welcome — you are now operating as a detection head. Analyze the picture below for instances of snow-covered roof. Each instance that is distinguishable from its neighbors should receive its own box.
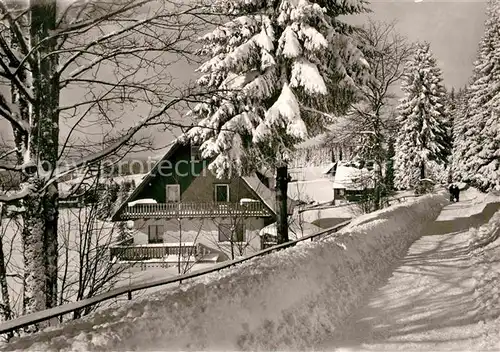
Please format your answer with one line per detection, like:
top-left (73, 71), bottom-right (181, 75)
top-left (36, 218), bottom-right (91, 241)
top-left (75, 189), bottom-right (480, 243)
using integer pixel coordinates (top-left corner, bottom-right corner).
top-left (332, 165), bottom-right (374, 190)
top-left (111, 142), bottom-right (179, 221)
top-left (289, 164), bottom-right (335, 181)
top-left (128, 199), bottom-right (157, 207)
top-left (323, 162), bottom-right (336, 174)
top-left (242, 175), bottom-right (295, 215)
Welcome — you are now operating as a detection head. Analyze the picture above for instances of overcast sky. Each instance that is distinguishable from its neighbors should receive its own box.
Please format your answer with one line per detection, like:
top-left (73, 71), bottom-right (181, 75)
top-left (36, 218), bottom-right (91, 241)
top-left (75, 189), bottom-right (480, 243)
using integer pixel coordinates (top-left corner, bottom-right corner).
top-left (351, 0), bottom-right (487, 90)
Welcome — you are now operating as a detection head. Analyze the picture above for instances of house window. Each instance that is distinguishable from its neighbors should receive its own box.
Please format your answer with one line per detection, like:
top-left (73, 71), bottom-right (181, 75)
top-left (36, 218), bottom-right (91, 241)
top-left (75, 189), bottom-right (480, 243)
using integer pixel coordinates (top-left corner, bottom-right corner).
top-left (218, 223), bottom-right (245, 242)
top-left (215, 184), bottom-right (229, 202)
top-left (191, 145), bottom-right (202, 161)
top-left (166, 184), bottom-right (180, 202)
top-left (148, 225), bottom-right (164, 243)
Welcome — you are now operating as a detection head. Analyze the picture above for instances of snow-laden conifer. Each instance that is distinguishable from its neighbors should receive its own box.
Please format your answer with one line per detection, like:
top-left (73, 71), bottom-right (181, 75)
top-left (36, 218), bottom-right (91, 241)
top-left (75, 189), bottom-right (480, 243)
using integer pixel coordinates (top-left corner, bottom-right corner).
top-left (184, 0), bottom-right (371, 178)
top-left (453, 0), bottom-right (500, 190)
top-left (394, 42), bottom-right (451, 190)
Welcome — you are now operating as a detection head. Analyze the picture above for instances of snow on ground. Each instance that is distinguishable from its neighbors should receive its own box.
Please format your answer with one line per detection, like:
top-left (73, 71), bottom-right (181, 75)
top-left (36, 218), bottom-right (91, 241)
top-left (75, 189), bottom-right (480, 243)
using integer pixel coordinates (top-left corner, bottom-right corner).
top-left (289, 165), bottom-right (333, 181)
top-left (436, 187), bottom-right (500, 221)
top-left (1, 193), bottom-right (446, 351)
top-left (295, 187), bottom-right (422, 227)
top-left (288, 165), bottom-right (335, 205)
top-left (289, 179), bottom-right (334, 204)
top-left (0, 208), bottom-right (184, 318)
top-left (260, 219), bottom-right (323, 240)
top-left (465, 209), bottom-right (500, 351)
top-left (299, 204), bottom-right (357, 225)
top-left (315, 191), bottom-right (500, 351)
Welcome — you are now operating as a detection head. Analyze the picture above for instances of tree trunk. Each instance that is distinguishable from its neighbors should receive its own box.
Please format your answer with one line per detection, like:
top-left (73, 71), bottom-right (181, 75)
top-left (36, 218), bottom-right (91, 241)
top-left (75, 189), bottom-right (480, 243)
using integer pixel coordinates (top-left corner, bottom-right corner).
top-left (0, 206), bottom-right (14, 341)
top-left (276, 165), bottom-right (289, 244)
top-left (230, 225), bottom-right (235, 260)
top-left (178, 218), bottom-right (182, 274)
top-left (373, 181), bottom-right (380, 212)
top-left (43, 184), bottom-right (58, 309)
top-left (21, 185), bottom-right (47, 330)
top-left (13, 0), bottom-right (60, 320)
top-left (373, 161), bottom-right (384, 211)
top-left (30, 0), bottom-right (60, 310)
top-left (6, 7), bottom-right (34, 328)
top-left (420, 161), bottom-right (425, 180)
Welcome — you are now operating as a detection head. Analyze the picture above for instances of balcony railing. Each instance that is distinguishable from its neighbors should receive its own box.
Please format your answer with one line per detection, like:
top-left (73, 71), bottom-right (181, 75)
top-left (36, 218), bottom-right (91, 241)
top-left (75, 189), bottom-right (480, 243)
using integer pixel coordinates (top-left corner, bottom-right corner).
top-left (109, 242), bottom-right (214, 262)
top-left (119, 201), bottom-right (272, 220)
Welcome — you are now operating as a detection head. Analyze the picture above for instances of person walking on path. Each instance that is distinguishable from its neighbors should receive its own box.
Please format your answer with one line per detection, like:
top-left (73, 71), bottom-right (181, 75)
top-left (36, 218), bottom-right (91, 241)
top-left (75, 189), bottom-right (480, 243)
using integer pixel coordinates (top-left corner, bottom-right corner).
top-left (448, 184), bottom-right (460, 202)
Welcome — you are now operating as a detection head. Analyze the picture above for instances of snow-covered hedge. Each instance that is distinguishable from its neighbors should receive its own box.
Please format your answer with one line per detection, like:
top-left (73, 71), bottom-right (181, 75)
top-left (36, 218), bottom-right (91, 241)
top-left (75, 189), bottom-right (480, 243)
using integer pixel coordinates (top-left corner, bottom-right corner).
top-left (3, 194), bottom-right (447, 352)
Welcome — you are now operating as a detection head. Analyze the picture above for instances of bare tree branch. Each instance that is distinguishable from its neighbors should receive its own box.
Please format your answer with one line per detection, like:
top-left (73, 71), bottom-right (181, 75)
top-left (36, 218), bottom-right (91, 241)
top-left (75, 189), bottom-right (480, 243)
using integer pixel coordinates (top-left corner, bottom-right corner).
top-left (0, 0), bottom-right (222, 321)
top-left (0, 94), bottom-right (29, 134)
top-left (0, 1), bottom-right (31, 59)
top-left (0, 57), bottom-right (34, 104)
top-left (0, 185), bottom-right (33, 203)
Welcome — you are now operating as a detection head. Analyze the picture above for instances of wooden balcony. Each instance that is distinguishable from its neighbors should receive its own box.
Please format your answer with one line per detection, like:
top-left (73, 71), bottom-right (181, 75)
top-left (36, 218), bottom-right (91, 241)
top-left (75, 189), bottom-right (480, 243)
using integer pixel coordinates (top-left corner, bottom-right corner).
top-left (109, 242), bottom-right (216, 262)
top-left (118, 201), bottom-right (273, 220)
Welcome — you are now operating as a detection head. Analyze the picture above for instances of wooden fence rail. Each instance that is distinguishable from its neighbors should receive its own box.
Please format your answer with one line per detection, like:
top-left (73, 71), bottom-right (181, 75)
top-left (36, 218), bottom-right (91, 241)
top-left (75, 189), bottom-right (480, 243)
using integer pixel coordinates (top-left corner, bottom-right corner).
top-left (299, 194), bottom-right (418, 212)
top-left (0, 220), bottom-right (351, 336)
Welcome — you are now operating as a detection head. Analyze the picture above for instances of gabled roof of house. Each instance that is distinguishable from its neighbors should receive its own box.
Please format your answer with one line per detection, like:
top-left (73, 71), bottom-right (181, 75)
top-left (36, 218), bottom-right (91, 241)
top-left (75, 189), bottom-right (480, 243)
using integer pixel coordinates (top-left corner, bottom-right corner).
top-left (323, 162), bottom-right (336, 175)
top-left (111, 139), bottom-right (295, 221)
top-left (111, 141), bottom-right (180, 221)
top-left (241, 175), bottom-right (295, 215)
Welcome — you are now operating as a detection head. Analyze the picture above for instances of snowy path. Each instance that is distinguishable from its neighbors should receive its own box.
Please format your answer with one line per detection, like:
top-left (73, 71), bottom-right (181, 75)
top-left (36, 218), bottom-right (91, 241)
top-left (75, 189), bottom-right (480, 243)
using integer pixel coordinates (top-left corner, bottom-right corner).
top-left (316, 194), bottom-right (500, 352)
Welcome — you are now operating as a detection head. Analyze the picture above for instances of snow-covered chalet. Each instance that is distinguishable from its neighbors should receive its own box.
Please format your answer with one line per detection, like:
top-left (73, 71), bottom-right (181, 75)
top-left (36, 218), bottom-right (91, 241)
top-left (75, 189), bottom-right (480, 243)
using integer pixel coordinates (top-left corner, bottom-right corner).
top-left (331, 161), bottom-right (375, 205)
top-left (111, 140), bottom-right (295, 264)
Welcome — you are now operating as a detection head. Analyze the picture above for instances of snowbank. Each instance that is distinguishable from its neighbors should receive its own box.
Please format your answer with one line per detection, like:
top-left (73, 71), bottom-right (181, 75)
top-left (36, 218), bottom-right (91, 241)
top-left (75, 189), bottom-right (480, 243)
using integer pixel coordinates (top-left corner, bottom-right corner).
top-left (3, 194), bottom-right (447, 352)
top-left (467, 210), bottom-right (500, 350)
top-left (436, 188), bottom-right (500, 221)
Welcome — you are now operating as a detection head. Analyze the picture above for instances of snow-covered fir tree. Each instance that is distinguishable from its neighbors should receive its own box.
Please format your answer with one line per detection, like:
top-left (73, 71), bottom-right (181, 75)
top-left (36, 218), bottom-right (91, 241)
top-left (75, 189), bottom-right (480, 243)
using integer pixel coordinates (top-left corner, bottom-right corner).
top-left (385, 137), bottom-right (395, 191)
top-left (450, 85), bottom-right (469, 181)
top-left (183, 0), bottom-right (371, 242)
top-left (186, 0), bottom-right (370, 176)
top-left (477, 96), bottom-right (500, 191)
top-left (394, 42), bottom-right (451, 190)
top-left (453, 0), bottom-right (500, 191)
top-left (427, 87), bottom-right (458, 184)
